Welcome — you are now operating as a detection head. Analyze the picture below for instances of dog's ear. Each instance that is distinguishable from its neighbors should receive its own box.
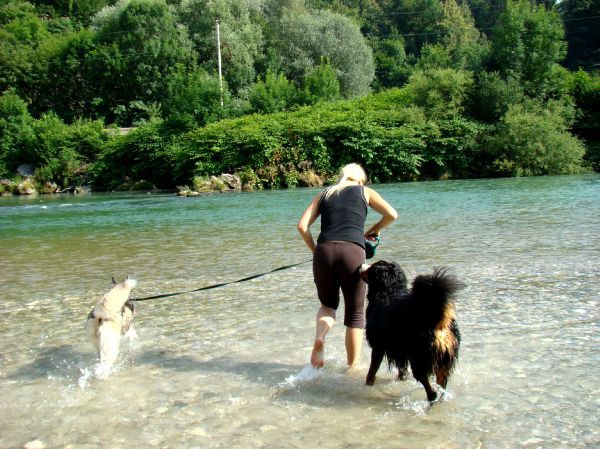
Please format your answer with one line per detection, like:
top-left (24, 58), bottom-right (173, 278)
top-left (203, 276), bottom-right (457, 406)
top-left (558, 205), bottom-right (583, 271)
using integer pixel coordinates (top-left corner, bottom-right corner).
top-left (372, 261), bottom-right (407, 291)
top-left (112, 276), bottom-right (117, 285)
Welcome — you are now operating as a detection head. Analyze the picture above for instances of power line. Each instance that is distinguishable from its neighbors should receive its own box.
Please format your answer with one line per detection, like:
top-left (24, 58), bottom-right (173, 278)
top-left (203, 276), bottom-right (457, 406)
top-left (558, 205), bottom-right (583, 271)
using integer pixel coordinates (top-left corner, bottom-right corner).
top-left (42, 8), bottom-right (599, 42)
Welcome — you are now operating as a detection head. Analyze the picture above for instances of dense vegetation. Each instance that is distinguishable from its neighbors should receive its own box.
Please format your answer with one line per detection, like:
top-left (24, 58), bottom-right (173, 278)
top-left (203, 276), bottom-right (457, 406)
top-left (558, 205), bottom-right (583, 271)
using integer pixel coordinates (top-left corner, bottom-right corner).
top-left (1, 0), bottom-right (598, 192)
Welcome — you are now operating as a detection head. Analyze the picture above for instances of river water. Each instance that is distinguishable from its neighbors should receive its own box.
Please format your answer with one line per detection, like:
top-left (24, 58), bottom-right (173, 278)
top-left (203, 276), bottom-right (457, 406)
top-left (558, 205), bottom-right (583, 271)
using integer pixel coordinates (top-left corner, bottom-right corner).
top-left (0, 175), bottom-right (598, 449)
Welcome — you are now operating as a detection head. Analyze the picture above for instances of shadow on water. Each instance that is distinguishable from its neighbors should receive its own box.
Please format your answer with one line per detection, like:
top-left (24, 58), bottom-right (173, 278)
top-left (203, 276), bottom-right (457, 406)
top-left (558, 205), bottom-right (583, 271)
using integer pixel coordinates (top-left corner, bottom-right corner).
top-left (8, 344), bottom-right (89, 381)
top-left (133, 348), bottom-right (432, 410)
top-left (135, 348), bottom-right (301, 384)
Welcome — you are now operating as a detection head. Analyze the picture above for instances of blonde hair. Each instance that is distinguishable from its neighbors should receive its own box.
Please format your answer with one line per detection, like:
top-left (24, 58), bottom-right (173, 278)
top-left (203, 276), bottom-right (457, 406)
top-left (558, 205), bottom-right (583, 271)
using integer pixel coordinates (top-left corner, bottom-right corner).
top-left (324, 163), bottom-right (367, 199)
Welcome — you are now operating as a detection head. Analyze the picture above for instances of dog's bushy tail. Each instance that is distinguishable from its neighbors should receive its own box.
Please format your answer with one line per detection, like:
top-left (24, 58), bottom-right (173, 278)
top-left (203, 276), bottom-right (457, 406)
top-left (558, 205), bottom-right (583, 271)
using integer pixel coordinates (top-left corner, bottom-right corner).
top-left (411, 267), bottom-right (465, 329)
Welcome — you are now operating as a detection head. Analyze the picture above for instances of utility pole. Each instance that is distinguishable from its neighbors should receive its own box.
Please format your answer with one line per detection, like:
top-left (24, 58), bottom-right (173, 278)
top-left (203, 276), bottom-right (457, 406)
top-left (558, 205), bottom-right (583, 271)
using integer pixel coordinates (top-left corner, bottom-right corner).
top-left (216, 19), bottom-right (224, 108)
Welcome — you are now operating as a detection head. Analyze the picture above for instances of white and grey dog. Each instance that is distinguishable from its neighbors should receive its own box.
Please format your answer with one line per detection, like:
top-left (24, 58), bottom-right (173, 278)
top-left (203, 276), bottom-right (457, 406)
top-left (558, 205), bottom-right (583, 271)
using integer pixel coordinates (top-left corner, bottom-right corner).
top-left (86, 277), bottom-right (137, 372)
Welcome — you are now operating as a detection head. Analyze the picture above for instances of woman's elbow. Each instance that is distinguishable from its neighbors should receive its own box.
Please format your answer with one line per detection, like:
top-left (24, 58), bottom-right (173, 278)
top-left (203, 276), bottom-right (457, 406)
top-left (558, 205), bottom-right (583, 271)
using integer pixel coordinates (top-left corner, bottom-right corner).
top-left (297, 221), bottom-right (308, 234)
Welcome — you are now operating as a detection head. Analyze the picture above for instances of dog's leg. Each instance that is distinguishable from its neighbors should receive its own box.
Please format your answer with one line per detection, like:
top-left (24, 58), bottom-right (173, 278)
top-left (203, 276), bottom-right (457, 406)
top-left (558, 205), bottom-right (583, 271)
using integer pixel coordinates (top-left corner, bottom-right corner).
top-left (124, 326), bottom-right (138, 340)
top-left (366, 347), bottom-right (385, 386)
top-left (413, 371), bottom-right (438, 402)
top-left (435, 368), bottom-right (449, 389)
top-left (98, 323), bottom-right (121, 368)
top-left (411, 362), bottom-right (438, 402)
top-left (86, 318), bottom-right (101, 356)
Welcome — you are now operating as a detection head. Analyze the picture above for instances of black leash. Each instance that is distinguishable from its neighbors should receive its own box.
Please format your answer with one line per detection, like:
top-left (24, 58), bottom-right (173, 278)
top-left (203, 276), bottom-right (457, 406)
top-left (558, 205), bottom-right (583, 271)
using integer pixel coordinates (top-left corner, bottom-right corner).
top-left (134, 259), bottom-right (311, 302)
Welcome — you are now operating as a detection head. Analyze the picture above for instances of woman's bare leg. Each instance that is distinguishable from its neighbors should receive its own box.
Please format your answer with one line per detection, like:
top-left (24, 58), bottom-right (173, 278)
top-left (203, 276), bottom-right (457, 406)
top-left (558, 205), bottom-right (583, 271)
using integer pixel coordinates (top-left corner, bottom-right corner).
top-left (311, 306), bottom-right (336, 368)
top-left (345, 327), bottom-right (363, 368)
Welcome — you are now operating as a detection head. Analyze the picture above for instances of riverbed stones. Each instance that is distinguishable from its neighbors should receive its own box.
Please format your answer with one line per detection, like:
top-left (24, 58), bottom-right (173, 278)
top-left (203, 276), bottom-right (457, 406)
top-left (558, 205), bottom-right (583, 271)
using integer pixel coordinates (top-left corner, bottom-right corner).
top-left (179, 173), bottom-right (244, 196)
top-left (220, 173), bottom-right (242, 190)
top-left (17, 178), bottom-right (36, 195)
top-left (131, 180), bottom-right (157, 191)
top-left (39, 181), bottom-right (58, 194)
top-left (297, 170), bottom-right (324, 187)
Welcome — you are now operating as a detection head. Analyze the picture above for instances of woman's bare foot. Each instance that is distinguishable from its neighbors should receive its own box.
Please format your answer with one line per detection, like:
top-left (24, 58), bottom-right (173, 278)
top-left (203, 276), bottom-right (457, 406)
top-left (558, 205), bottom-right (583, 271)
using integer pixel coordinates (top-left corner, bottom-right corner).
top-left (347, 363), bottom-right (361, 373)
top-left (311, 338), bottom-right (325, 368)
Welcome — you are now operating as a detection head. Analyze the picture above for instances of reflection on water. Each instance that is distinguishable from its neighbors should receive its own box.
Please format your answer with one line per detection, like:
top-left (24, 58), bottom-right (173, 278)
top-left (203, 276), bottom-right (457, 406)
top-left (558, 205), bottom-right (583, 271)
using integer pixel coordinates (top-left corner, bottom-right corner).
top-left (0, 175), bottom-right (599, 448)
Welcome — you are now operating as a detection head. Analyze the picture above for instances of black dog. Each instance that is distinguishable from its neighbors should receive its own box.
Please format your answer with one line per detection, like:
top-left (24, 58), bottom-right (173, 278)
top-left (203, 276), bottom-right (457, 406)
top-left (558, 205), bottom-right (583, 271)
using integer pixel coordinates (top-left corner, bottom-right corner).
top-left (360, 261), bottom-right (464, 402)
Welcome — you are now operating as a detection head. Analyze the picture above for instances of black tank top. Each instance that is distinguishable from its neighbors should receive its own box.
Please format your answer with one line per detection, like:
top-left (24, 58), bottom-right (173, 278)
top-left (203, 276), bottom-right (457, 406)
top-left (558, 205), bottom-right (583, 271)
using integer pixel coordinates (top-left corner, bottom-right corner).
top-left (317, 185), bottom-right (367, 248)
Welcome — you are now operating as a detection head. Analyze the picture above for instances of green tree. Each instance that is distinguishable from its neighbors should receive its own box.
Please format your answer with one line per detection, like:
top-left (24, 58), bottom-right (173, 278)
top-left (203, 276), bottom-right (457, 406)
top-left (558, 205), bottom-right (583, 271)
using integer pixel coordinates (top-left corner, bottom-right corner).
top-left (566, 69), bottom-right (600, 170)
top-left (0, 12), bottom-right (49, 99)
top-left (33, 0), bottom-right (111, 25)
top-left (558, 0), bottom-right (600, 71)
top-left (469, 0), bottom-right (504, 35)
top-left (91, 0), bottom-right (196, 125)
top-left (485, 99), bottom-right (585, 176)
top-left (384, 0), bottom-right (444, 56)
top-left (273, 9), bottom-right (374, 98)
top-left (249, 70), bottom-right (300, 114)
top-left (28, 29), bottom-right (99, 121)
top-left (0, 0), bottom-right (36, 25)
top-left (163, 67), bottom-right (230, 131)
top-left (469, 71), bottom-right (525, 122)
top-left (491, 0), bottom-right (567, 97)
top-left (175, 0), bottom-right (264, 94)
top-left (302, 60), bottom-right (340, 105)
top-left (404, 68), bottom-right (474, 119)
top-left (437, 0), bottom-right (489, 71)
top-left (415, 43), bottom-right (453, 70)
top-left (0, 89), bottom-right (34, 176)
top-left (372, 34), bottom-right (411, 90)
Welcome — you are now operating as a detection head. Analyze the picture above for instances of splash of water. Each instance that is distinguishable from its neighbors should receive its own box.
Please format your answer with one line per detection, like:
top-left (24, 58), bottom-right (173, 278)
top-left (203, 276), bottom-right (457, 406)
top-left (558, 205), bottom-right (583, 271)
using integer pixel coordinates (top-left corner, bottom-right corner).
top-left (78, 366), bottom-right (92, 389)
top-left (283, 365), bottom-right (323, 386)
top-left (269, 365), bottom-right (323, 399)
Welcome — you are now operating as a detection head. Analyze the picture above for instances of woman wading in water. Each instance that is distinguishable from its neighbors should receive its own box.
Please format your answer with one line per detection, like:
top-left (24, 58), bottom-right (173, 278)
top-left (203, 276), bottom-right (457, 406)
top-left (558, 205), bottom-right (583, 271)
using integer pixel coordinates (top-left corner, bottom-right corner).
top-left (297, 163), bottom-right (398, 368)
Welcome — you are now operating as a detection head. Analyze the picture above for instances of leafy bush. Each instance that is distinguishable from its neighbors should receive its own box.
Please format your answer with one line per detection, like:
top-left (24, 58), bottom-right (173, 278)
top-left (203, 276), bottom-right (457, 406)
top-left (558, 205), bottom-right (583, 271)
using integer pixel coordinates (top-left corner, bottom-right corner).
top-left (90, 120), bottom-right (176, 190)
top-left (566, 69), bottom-right (600, 171)
top-left (484, 100), bottom-right (586, 176)
top-left (423, 117), bottom-right (485, 178)
top-left (174, 88), bottom-right (487, 186)
top-left (0, 89), bottom-right (34, 177)
top-left (301, 61), bottom-right (341, 105)
top-left (249, 70), bottom-right (300, 114)
top-left (404, 68), bottom-right (474, 119)
top-left (163, 67), bottom-right (230, 131)
top-left (469, 71), bottom-right (524, 122)
top-left (30, 113), bottom-right (83, 187)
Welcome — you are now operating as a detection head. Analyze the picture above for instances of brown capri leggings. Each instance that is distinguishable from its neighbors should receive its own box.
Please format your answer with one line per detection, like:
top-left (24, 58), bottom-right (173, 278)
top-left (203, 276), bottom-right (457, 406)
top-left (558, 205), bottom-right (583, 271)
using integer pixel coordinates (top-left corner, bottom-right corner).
top-left (313, 241), bottom-right (367, 328)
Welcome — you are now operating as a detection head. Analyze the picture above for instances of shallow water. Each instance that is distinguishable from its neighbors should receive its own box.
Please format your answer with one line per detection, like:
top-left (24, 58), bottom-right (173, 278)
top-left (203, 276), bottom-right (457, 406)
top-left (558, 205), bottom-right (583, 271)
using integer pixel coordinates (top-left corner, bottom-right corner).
top-left (0, 175), bottom-right (598, 449)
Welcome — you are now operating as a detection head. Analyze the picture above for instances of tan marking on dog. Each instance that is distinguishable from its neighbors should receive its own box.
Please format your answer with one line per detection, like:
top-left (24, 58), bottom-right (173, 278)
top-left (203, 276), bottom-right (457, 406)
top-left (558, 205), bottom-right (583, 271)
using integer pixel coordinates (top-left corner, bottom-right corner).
top-left (434, 303), bottom-right (457, 354)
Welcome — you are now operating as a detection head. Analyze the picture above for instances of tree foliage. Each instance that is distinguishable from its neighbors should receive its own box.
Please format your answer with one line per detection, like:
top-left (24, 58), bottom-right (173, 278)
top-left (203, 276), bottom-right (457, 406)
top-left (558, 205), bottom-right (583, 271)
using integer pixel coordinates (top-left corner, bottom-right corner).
top-left (0, 88), bottom-right (34, 176)
top-left (484, 100), bottom-right (585, 176)
top-left (404, 68), bottom-right (474, 119)
top-left (162, 67), bottom-right (230, 131)
top-left (437, 0), bottom-right (489, 72)
top-left (91, 0), bottom-right (196, 124)
top-left (176, 0), bottom-right (263, 94)
top-left (272, 8), bottom-right (374, 98)
top-left (491, 0), bottom-right (567, 97)
top-left (0, 0), bottom-right (596, 190)
top-left (558, 0), bottom-right (600, 71)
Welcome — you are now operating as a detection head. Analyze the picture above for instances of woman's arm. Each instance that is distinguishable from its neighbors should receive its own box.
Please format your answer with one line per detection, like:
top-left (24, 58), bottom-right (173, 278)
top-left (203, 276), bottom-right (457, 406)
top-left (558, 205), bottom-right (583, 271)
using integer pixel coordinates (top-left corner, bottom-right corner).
top-left (363, 187), bottom-right (398, 237)
top-left (297, 192), bottom-right (323, 253)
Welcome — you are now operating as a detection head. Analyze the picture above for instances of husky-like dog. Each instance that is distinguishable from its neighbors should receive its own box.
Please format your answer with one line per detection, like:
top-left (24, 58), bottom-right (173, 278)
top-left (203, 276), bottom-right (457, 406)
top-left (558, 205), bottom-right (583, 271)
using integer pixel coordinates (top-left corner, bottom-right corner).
top-left (86, 277), bottom-right (137, 371)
